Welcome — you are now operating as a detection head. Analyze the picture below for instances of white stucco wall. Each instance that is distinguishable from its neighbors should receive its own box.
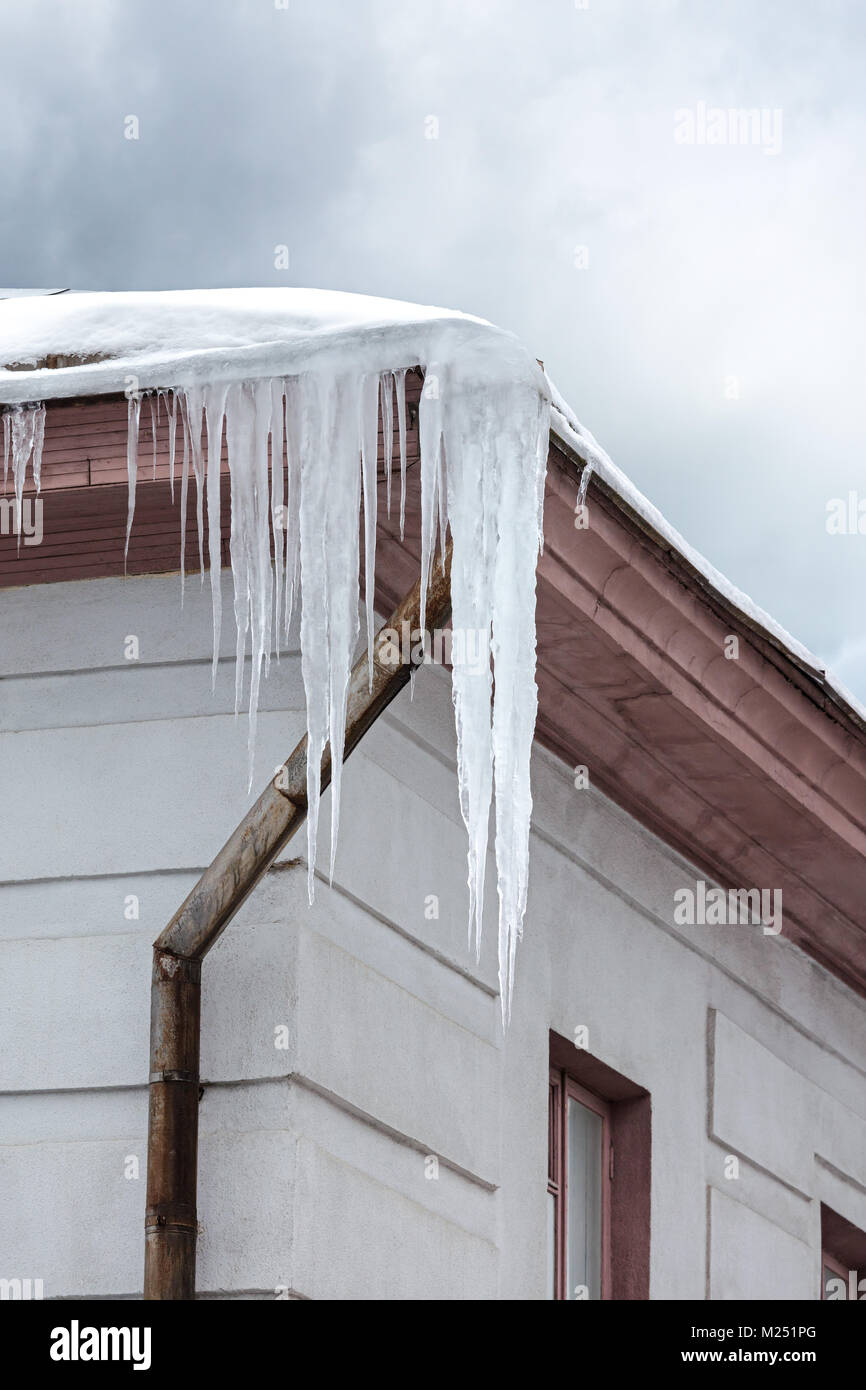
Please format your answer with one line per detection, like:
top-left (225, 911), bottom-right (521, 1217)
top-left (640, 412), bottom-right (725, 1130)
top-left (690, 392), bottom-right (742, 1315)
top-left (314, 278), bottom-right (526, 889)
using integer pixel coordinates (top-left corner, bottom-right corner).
top-left (1, 571), bottom-right (864, 1300)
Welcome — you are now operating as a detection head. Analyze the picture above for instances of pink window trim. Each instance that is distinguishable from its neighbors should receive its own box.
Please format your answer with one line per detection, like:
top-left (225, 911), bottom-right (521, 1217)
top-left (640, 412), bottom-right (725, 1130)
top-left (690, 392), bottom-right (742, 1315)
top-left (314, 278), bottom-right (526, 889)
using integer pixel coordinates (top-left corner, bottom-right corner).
top-left (549, 1031), bottom-right (652, 1301)
top-left (548, 1069), bottom-right (563, 1300)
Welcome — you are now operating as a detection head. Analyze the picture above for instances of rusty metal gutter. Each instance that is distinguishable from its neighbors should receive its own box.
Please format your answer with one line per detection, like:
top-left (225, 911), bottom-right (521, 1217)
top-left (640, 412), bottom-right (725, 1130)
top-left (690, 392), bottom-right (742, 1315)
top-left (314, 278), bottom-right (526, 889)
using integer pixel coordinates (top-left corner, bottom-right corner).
top-left (144, 544), bottom-right (453, 1299)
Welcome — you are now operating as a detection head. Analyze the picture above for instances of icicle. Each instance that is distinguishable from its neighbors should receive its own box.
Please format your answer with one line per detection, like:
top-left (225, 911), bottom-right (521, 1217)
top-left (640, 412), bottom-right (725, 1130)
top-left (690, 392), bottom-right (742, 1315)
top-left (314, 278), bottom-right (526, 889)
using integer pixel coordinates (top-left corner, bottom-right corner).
top-left (380, 372), bottom-right (394, 518)
top-left (283, 381), bottom-right (301, 641)
top-left (224, 383), bottom-right (251, 719)
top-left (2, 404), bottom-right (46, 551)
top-left (185, 385), bottom-right (206, 584)
top-left (30, 405), bottom-right (45, 495)
top-left (488, 386), bottom-right (550, 1024)
top-left (437, 434), bottom-right (448, 573)
top-left (2, 410), bottom-right (10, 491)
top-left (167, 392), bottom-right (177, 503)
top-left (215, 379), bottom-right (275, 783)
top-left (178, 393), bottom-right (191, 603)
top-left (248, 379), bottom-right (274, 780)
top-left (124, 393), bottom-right (141, 571)
top-left (9, 407), bottom-right (30, 512)
top-left (438, 369), bottom-right (494, 967)
top-left (360, 372), bottom-right (379, 690)
top-left (418, 366), bottom-right (443, 633)
top-left (270, 379), bottom-right (285, 661)
top-left (204, 383), bottom-right (227, 690)
top-left (294, 371), bottom-right (362, 896)
top-left (395, 367), bottom-right (408, 541)
top-left (576, 457), bottom-right (593, 510)
top-left (149, 395), bottom-right (158, 480)
top-left (536, 403), bottom-right (548, 554)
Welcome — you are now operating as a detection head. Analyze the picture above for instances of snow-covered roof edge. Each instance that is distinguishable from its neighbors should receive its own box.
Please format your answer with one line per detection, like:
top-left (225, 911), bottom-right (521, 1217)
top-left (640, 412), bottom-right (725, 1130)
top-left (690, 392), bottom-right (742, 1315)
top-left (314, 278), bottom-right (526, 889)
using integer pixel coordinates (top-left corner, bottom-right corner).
top-left (0, 288), bottom-right (538, 403)
top-left (1, 287), bottom-right (861, 730)
top-left (546, 381), bottom-right (866, 731)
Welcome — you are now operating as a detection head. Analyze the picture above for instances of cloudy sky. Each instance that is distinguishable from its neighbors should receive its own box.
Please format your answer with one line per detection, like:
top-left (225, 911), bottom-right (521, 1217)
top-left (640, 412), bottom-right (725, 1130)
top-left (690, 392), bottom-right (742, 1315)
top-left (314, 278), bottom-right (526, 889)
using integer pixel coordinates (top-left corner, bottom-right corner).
top-left (2, 0), bottom-right (865, 701)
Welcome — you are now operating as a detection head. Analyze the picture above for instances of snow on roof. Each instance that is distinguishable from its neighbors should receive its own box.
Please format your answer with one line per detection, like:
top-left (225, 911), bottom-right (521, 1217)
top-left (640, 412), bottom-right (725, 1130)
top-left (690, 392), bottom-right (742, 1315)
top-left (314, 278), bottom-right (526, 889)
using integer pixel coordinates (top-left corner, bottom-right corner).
top-left (546, 382), bottom-right (866, 725)
top-left (0, 288), bottom-right (69, 301)
top-left (1, 286), bottom-right (861, 726)
top-left (0, 287), bottom-right (535, 401)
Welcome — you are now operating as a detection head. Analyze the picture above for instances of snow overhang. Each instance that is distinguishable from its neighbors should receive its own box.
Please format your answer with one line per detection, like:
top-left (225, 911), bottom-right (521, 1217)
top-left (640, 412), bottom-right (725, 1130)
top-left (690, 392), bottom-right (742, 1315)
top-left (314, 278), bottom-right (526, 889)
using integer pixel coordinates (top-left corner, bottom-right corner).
top-left (0, 287), bottom-right (541, 399)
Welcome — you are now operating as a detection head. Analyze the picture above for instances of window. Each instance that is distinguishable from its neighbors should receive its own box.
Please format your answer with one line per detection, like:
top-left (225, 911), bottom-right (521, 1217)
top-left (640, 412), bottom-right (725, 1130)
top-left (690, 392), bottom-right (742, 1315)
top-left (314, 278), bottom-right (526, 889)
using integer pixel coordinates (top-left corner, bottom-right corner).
top-left (548, 1070), bottom-right (611, 1299)
top-left (548, 1032), bottom-right (651, 1301)
top-left (821, 1205), bottom-right (866, 1300)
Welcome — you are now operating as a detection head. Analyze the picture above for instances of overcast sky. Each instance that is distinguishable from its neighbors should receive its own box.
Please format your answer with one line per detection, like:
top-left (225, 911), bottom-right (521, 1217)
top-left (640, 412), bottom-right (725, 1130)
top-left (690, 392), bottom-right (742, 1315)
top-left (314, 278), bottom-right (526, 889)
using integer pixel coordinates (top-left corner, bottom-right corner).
top-left (2, 0), bottom-right (865, 701)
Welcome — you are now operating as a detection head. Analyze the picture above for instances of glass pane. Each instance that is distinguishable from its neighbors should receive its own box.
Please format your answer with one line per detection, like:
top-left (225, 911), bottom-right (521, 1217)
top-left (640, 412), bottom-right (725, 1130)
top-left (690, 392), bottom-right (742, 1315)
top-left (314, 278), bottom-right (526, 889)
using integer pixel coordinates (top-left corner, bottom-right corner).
top-left (547, 1190), bottom-right (556, 1300)
top-left (566, 1096), bottom-right (603, 1299)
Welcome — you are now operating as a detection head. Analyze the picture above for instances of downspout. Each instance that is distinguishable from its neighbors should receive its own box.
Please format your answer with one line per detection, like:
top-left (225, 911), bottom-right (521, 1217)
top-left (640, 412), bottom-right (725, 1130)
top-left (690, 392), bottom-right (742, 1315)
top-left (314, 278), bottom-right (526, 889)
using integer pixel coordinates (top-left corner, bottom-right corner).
top-left (144, 544), bottom-right (453, 1299)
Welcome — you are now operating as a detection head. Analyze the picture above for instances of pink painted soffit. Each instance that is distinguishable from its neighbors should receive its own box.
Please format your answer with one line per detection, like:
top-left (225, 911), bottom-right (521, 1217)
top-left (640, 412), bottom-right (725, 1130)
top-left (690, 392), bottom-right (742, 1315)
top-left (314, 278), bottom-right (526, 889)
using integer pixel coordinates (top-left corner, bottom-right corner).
top-left (3, 390), bottom-right (865, 995)
top-left (374, 434), bottom-right (866, 998)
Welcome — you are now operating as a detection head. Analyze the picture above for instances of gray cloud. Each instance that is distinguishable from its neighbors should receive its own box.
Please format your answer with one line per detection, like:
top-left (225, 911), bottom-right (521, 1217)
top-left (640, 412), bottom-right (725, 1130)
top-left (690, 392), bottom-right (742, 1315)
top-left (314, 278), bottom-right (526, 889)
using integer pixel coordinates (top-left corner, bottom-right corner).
top-left (2, 0), bottom-right (865, 696)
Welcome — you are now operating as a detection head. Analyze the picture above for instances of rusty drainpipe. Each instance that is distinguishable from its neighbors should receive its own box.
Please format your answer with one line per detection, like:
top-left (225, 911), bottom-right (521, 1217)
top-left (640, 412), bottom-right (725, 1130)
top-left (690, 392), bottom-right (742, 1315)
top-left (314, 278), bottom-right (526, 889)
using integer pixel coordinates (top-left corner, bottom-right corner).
top-left (144, 543), bottom-right (453, 1299)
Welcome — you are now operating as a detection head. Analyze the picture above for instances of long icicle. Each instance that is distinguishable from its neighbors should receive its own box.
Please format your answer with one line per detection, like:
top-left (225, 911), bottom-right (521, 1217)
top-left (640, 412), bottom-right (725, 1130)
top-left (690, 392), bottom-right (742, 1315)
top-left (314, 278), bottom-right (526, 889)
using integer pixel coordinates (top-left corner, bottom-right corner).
top-left (283, 380), bottom-right (301, 643)
top-left (395, 368), bottom-right (408, 542)
top-left (205, 383), bottom-right (228, 690)
top-left (360, 372), bottom-right (379, 691)
top-left (124, 394), bottom-right (141, 572)
top-left (2, 409), bottom-right (10, 491)
top-left (381, 371), bottom-right (394, 519)
top-left (178, 392), bottom-right (191, 603)
top-left (149, 395), bottom-right (158, 481)
top-left (167, 391), bottom-right (177, 503)
top-left (186, 385), bottom-right (206, 585)
top-left (270, 379), bottom-right (285, 662)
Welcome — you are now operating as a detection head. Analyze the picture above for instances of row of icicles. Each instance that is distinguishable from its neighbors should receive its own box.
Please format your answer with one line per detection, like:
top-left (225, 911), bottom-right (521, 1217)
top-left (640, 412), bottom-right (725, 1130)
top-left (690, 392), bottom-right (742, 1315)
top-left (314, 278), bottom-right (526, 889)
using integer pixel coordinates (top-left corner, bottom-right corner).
top-left (2, 368), bottom-right (551, 1026)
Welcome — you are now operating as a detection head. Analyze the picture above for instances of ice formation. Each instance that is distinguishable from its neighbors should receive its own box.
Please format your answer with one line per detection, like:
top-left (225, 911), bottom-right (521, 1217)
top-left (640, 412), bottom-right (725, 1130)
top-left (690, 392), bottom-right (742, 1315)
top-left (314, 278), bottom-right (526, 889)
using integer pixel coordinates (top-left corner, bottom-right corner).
top-left (0, 290), bottom-right (551, 1025)
top-left (2, 401), bottom-right (45, 535)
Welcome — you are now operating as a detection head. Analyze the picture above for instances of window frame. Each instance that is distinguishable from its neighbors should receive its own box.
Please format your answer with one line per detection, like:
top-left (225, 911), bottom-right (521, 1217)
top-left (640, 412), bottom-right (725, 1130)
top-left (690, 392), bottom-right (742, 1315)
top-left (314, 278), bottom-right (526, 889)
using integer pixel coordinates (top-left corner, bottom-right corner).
top-left (549, 1066), bottom-right (612, 1300)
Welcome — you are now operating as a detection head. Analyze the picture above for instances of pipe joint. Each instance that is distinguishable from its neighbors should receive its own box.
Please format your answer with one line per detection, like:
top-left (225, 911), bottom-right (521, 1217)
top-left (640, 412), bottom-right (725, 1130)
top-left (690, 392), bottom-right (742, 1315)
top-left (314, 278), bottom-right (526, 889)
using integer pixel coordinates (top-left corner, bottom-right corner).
top-left (152, 950), bottom-right (202, 984)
